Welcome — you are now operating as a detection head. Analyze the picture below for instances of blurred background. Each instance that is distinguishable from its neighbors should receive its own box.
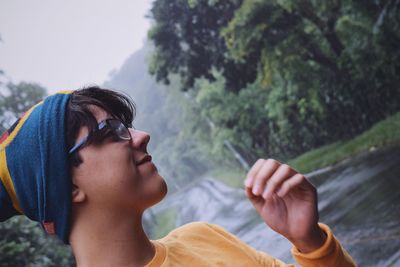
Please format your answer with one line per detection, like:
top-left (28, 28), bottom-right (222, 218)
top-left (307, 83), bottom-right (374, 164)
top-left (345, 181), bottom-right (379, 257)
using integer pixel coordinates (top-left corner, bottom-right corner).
top-left (1, 1), bottom-right (399, 266)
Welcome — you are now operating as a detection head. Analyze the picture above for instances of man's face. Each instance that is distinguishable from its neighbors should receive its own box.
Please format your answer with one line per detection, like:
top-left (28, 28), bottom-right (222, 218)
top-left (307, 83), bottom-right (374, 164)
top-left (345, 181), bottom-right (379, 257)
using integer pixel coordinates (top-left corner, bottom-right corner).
top-left (70, 106), bottom-right (167, 214)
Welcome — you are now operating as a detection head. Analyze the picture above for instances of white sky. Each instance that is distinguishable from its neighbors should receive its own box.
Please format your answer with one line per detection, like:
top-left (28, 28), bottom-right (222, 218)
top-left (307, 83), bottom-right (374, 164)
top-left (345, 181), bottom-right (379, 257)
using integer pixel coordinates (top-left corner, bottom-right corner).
top-left (0, 0), bottom-right (152, 93)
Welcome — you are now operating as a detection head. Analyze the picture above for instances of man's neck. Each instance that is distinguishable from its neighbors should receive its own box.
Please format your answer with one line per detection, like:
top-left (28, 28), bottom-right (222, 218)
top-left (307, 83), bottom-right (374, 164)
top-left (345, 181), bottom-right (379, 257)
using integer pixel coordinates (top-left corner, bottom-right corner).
top-left (69, 209), bottom-right (155, 267)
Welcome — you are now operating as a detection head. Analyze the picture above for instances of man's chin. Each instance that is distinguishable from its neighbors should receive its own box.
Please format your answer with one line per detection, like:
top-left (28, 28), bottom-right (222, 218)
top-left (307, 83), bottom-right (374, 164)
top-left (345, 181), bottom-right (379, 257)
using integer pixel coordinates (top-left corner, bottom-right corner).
top-left (146, 176), bottom-right (168, 208)
top-left (158, 177), bottom-right (168, 201)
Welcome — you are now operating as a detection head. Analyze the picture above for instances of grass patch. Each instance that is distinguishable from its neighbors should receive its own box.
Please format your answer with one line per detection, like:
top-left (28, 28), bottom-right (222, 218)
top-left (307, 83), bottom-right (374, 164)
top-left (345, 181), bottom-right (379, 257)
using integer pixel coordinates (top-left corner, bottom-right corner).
top-left (289, 112), bottom-right (400, 173)
top-left (151, 207), bottom-right (177, 239)
top-left (211, 112), bottom-right (400, 186)
top-left (210, 167), bottom-right (247, 188)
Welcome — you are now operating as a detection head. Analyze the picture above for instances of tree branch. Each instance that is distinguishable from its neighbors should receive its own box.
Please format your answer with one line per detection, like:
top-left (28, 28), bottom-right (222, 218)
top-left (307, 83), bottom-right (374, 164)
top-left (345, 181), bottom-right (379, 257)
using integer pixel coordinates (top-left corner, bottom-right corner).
top-left (297, 0), bottom-right (344, 56)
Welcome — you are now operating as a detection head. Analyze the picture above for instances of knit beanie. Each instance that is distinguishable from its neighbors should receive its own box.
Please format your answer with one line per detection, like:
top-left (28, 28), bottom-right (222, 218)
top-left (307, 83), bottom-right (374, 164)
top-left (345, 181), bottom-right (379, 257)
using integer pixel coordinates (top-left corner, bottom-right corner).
top-left (0, 91), bottom-right (72, 244)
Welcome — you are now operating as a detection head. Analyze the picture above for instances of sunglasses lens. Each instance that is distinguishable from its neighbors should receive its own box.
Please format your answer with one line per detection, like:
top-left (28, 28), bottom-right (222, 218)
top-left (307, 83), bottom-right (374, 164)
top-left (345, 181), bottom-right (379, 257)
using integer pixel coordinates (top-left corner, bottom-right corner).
top-left (108, 120), bottom-right (131, 140)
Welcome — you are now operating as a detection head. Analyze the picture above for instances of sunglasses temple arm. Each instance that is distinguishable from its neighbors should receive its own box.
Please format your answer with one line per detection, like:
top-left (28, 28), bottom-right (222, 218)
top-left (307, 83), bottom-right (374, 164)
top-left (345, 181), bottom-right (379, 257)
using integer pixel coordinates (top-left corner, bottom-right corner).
top-left (68, 136), bottom-right (88, 154)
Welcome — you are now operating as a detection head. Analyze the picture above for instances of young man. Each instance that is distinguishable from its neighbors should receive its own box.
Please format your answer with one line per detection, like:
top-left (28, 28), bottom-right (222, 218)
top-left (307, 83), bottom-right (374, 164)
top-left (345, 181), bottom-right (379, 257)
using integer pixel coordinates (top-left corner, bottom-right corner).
top-left (0, 87), bottom-right (356, 266)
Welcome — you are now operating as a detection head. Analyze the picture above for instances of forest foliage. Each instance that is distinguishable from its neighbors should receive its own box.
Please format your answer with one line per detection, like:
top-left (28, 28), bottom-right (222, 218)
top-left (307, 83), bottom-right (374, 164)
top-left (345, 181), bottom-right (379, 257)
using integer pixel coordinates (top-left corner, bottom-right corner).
top-left (148, 0), bottom-right (400, 161)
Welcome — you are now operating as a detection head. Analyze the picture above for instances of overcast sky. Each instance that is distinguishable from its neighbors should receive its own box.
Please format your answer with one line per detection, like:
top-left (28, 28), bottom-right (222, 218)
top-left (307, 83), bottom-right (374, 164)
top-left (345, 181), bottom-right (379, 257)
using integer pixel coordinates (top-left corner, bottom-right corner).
top-left (0, 0), bottom-right (152, 93)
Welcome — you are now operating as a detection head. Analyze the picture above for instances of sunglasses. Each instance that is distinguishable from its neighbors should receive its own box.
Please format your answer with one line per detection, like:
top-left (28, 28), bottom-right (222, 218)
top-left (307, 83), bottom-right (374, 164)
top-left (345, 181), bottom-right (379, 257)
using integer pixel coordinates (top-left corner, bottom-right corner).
top-left (68, 119), bottom-right (131, 154)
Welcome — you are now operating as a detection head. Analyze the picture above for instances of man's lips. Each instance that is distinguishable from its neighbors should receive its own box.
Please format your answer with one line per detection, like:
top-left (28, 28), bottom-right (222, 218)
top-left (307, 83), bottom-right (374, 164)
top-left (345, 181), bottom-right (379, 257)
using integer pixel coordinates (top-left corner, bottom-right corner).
top-left (135, 154), bottom-right (152, 166)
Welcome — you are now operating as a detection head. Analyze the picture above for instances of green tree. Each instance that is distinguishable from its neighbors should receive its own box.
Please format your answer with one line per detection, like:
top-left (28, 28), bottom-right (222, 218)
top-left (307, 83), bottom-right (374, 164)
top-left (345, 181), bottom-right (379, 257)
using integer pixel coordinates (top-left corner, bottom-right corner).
top-left (0, 217), bottom-right (74, 267)
top-left (148, 0), bottom-right (259, 92)
top-left (0, 81), bottom-right (47, 133)
top-left (148, 0), bottom-right (400, 160)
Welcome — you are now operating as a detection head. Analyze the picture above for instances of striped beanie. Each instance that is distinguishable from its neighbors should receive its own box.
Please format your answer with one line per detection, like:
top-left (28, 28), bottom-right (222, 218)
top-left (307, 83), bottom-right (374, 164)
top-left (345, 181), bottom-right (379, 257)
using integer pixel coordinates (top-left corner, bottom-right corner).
top-left (0, 91), bottom-right (72, 244)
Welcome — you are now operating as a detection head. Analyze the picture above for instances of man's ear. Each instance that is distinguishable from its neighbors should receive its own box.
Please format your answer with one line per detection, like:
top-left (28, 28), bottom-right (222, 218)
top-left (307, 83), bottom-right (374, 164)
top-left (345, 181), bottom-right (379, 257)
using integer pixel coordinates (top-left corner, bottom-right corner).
top-left (72, 183), bottom-right (86, 203)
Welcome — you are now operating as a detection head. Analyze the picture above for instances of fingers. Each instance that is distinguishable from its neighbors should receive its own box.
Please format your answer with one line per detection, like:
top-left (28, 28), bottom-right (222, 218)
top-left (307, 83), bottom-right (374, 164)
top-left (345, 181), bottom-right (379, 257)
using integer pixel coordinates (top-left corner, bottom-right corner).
top-left (262, 164), bottom-right (296, 199)
top-left (245, 159), bottom-right (281, 194)
top-left (275, 173), bottom-right (307, 198)
top-left (245, 187), bottom-right (263, 205)
top-left (244, 159), bottom-right (265, 188)
top-left (245, 158), bottom-right (305, 200)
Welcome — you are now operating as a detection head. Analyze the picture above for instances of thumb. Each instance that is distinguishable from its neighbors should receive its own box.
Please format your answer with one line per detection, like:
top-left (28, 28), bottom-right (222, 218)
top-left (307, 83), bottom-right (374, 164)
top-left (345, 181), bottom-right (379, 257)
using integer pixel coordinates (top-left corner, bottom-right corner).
top-left (245, 187), bottom-right (264, 208)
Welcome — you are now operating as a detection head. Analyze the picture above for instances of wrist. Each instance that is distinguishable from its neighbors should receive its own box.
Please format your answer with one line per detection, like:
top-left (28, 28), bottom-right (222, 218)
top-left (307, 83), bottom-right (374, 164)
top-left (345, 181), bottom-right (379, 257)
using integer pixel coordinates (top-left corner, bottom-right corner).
top-left (291, 226), bottom-right (327, 253)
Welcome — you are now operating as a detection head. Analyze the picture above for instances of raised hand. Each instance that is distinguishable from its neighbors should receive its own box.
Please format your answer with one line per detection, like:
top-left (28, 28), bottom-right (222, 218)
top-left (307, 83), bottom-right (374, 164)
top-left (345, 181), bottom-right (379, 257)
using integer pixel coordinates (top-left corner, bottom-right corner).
top-left (244, 159), bottom-right (326, 253)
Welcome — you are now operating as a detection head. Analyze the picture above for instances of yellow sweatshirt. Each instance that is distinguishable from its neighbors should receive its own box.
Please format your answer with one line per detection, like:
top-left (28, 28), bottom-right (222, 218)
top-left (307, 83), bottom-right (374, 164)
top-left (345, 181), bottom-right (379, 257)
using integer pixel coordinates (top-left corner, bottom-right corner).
top-left (145, 222), bottom-right (356, 267)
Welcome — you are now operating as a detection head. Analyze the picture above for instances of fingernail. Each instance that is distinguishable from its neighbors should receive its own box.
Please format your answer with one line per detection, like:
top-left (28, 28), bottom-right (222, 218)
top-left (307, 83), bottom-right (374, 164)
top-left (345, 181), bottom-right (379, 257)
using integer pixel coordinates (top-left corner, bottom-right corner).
top-left (244, 179), bottom-right (250, 187)
top-left (252, 186), bottom-right (260, 195)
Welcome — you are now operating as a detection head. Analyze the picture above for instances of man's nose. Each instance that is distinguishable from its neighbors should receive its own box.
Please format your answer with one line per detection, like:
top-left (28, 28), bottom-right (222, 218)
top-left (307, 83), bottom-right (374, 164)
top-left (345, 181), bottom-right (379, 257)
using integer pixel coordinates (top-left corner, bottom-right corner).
top-left (129, 129), bottom-right (150, 151)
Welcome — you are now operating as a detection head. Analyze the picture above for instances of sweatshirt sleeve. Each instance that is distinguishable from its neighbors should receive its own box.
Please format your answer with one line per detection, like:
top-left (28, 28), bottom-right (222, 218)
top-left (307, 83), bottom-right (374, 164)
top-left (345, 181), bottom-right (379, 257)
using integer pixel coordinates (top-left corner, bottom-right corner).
top-left (291, 223), bottom-right (357, 267)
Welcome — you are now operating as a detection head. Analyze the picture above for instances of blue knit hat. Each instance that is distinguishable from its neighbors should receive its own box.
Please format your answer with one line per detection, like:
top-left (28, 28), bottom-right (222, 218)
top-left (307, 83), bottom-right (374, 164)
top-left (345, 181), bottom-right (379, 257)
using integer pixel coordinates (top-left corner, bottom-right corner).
top-left (0, 91), bottom-right (72, 244)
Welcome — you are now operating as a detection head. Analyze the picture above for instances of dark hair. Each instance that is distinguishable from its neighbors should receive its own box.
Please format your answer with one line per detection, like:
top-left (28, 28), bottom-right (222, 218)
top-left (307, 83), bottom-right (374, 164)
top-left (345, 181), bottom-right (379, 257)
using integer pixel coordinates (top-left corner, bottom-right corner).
top-left (66, 86), bottom-right (136, 167)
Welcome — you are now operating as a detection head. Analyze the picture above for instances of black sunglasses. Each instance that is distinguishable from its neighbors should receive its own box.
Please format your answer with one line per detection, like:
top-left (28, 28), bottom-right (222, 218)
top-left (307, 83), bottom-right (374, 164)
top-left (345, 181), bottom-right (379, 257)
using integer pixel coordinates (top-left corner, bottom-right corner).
top-left (68, 119), bottom-right (131, 154)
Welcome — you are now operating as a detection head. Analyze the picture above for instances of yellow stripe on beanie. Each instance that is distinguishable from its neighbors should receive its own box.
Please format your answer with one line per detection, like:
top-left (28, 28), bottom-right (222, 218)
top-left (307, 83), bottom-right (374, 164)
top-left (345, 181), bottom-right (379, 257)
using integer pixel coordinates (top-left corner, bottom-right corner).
top-left (0, 101), bottom-right (42, 151)
top-left (0, 150), bottom-right (23, 213)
